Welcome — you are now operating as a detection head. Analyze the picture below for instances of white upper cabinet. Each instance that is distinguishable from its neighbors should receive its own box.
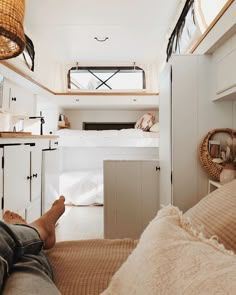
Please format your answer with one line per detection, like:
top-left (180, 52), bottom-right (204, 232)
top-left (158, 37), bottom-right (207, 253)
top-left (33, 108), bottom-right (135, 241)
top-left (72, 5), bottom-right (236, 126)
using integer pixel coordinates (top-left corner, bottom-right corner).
top-left (1, 79), bottom-right (36, 116)
top-left (216, 48), bottom-right (236, 95)
top-left (212, 33), bottom-right (236, 100)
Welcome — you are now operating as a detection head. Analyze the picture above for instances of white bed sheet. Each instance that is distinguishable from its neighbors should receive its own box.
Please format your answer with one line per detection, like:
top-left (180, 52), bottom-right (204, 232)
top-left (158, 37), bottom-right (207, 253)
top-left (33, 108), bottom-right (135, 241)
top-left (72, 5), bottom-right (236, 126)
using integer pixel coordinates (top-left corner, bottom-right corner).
top-left (57, 128), bottom-right (159, 147)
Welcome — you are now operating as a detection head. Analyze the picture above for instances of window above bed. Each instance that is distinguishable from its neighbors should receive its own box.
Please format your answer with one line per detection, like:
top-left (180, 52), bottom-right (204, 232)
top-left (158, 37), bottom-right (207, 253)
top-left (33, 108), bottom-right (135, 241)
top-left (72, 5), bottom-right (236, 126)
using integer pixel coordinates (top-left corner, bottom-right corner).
top-left (67, 66), bottom-right (146, 91)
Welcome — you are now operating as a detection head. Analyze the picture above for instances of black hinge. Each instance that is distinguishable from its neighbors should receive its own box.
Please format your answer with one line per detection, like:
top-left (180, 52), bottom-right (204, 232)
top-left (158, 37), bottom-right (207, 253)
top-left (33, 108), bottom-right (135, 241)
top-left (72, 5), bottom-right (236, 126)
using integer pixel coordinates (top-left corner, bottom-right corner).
top-left (2, 156), bottom-right (4, 169)
top-left (1, 197), bottom-right (4, 210)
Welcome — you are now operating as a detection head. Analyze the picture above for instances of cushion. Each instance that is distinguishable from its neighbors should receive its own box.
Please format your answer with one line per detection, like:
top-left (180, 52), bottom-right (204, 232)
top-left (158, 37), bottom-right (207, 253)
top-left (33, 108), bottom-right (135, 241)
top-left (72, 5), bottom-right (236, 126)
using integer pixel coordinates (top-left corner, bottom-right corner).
top-left (102, 206), bottom-right (236, 295)
top-left (149, 121), bottom-right (159, 132)
top-left (135, 113), bottom-right (155, 131)
top-left (185, 179), bottom-right (236, 252)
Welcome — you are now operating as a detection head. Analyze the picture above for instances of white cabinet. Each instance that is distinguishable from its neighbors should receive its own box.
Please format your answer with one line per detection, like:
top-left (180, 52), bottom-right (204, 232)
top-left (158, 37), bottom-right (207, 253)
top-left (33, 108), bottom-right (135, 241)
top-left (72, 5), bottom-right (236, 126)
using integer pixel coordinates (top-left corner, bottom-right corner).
top-left (41, 149), bottom-right (60, 214)
top-left (214, 48), bottom-right (236, 100)
top-left (1, 79), bottom-right (36, 116)
top-left (3, 145), bottom-right (42, 222)
top-left (159, 55), bottom-right (234, 212)
top-left (212, 33), bottom-right (236, 100)
top-left (104, 160), bottom-right (160, 239)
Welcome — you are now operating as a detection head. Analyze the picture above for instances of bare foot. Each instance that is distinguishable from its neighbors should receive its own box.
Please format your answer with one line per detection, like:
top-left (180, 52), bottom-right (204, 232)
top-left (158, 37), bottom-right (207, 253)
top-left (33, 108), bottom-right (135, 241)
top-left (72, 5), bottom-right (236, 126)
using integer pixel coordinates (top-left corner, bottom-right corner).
top-left (30, 196), bottom-right (65, 249)
top-left (3, 211), bottom-right (27, 225)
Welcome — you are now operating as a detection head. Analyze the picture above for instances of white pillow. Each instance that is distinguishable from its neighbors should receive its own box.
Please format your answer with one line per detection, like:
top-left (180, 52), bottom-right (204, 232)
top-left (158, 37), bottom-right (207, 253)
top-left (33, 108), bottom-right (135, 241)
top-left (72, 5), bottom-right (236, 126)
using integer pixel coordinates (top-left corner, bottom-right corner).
top-left (149, 121), bottom-right (159, 132)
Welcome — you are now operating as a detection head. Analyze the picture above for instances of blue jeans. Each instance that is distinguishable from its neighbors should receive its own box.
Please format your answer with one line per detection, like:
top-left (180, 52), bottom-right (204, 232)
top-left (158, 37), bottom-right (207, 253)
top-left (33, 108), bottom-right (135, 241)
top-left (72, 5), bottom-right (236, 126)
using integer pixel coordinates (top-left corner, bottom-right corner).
top-left (0, 221), bottom-right (60, 294)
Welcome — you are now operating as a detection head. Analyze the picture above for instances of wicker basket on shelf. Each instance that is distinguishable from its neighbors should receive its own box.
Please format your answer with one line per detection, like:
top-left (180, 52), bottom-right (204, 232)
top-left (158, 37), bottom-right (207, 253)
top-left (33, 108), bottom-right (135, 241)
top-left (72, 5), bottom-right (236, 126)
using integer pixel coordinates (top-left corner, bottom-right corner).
top-left (199, 128), bottom-right (236, 181)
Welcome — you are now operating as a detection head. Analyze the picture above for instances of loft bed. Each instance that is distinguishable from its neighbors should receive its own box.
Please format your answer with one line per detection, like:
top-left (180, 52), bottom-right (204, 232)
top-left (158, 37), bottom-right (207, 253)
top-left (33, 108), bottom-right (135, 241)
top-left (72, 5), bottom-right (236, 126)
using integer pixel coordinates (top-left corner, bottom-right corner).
top-left (56, 128), bottom-right (159, 148)
top-left (46, 179), bottom-right (236, 294)
top-left (57, 118), bottom-right (159, 206)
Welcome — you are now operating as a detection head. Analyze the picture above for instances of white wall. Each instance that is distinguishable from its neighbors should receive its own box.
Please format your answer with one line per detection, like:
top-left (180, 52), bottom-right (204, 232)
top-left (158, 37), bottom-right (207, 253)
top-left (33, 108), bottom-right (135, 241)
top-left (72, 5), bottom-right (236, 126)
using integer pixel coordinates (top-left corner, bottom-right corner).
top-left (0, 114), bottom-right (11, 131)
top-left (63, 109), bottom-right (159, 130)
top-left (23, 95), bottom-right (61, 135)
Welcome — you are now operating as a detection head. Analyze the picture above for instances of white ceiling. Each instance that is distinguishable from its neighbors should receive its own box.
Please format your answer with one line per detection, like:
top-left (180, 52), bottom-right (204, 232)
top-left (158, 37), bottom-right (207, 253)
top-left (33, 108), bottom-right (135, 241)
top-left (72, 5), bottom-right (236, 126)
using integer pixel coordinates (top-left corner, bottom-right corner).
top-left (24, 0), bottom-right (184, 65)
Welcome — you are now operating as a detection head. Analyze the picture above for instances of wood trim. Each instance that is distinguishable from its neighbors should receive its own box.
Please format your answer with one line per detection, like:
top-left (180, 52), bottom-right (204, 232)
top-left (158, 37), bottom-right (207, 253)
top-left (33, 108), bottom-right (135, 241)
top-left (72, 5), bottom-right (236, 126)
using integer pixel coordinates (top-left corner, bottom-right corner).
top-left (0, 60), bottom-right (158, 96)
top-left (0, 60), bottom-right (54, 94)
top-left (190, 0), bottom-right (234, 53)
top-left (54, 92), bottom-right (159, 96)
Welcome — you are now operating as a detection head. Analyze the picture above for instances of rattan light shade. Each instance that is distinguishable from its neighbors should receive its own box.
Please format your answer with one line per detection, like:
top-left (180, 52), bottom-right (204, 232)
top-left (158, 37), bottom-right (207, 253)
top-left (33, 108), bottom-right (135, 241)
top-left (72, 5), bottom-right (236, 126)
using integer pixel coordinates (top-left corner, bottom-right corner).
top-left (0, 0), bottom-right (26, 60)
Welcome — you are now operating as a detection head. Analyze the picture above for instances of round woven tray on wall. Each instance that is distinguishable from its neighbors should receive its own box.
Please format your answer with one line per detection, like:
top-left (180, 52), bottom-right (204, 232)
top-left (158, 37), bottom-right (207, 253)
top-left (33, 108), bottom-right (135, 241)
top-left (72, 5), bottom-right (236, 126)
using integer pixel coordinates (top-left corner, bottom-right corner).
top-left (199, 128), bottom-right (236, 181)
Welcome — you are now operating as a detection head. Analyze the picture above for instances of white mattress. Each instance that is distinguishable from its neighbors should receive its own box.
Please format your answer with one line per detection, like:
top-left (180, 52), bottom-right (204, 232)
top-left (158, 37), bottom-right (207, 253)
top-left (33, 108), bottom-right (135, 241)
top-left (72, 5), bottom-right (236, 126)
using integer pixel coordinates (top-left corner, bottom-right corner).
top-left (56, 128), bottom-right (159, 147)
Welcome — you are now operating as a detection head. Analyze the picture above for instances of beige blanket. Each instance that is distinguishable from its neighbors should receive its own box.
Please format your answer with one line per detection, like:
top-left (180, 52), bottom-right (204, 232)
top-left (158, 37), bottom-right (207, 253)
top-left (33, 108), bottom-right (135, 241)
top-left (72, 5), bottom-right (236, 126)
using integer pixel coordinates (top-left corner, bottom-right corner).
top-left (47, 239), bottom-right (137, 294)
top-left (102, 206), bottom-right (236, 295)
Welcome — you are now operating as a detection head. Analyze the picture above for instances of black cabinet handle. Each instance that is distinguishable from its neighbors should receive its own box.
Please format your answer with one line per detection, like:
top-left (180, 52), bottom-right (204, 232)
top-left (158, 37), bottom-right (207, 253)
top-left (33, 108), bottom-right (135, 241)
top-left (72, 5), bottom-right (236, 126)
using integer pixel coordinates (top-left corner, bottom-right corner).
top-left (27, 176), bottom-right (32, 180)
top-left (54, 141), bottom-right (58, 145)
top-left (12, 97), bottom-right (16, 101)
top-left (32, 173), bottom-right (38, 178)
top-left (156, 166), bottom-right (160, 171)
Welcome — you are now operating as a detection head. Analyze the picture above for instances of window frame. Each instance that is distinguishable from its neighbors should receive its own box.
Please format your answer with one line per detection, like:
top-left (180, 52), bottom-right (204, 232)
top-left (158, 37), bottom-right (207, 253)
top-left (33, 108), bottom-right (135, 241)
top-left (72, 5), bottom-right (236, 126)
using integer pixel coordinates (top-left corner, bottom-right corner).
top-left (190, 0), bottom-right (234, 53)
top-left (67, 66), bottom-right (146, 91)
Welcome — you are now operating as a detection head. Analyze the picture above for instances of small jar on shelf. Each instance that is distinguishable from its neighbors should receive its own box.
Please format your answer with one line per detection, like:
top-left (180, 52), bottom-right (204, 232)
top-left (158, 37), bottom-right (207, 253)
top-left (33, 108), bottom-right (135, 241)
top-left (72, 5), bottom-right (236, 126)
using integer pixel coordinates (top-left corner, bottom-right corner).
top-left (58, 114), bottom-right (70, 128)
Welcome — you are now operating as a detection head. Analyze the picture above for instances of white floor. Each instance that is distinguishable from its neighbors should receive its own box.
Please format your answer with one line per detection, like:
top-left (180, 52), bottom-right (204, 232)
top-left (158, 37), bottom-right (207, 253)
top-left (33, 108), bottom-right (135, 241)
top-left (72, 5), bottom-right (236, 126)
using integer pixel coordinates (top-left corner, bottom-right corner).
top-left (56, 205), bottom-right (104, 241)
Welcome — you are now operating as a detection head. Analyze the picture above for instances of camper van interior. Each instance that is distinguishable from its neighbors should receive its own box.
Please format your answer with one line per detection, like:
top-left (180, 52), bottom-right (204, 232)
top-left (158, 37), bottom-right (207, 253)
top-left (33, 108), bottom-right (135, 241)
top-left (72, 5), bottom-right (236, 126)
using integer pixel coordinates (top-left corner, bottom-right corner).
top-left (0, 0), bottom-right (236, 294)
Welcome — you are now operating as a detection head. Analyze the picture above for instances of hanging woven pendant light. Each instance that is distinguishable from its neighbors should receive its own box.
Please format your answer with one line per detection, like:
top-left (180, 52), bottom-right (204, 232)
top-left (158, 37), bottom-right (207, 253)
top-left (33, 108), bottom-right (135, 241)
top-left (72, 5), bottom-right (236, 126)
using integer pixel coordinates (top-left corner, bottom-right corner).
top-left (0, 0), bottom-right (26, 60)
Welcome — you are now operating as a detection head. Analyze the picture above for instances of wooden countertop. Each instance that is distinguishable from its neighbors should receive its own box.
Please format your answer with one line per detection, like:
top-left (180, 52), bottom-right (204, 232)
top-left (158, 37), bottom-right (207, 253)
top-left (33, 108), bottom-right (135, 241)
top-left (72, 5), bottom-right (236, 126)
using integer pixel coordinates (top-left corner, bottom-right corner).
top-left (0, 132), bottom-right (59, 139)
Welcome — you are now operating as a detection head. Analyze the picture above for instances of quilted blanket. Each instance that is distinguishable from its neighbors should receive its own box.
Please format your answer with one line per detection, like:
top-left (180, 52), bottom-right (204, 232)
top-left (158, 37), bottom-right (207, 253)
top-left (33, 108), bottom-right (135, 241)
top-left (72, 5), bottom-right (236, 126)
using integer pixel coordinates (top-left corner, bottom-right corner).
top-left (46, 239), bottom-right (137, 294)
top-left (102, 206), bottom-right (236, 295)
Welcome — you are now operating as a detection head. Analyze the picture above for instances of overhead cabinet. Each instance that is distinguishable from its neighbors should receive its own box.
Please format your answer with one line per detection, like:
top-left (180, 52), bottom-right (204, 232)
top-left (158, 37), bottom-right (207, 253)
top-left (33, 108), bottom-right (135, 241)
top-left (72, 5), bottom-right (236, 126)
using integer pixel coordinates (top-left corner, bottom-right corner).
top-left (212, 33), bottom-right (236, 100)
top-left (1, 79), bottom-right (36, 116)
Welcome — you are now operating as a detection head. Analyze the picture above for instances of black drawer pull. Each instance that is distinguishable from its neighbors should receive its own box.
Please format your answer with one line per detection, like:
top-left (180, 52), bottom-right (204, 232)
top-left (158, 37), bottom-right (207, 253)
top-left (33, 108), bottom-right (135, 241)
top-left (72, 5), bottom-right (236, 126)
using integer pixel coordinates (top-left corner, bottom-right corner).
top-left (32, 173), bottom-right (38, 178)
top-left (27, 176), bottom-right (32, 180)
top-left (12, 97), bottom-right (16, 101)
top-left (156, 166), bottom-right (160, 171)
top-left (54, 141), bottom-right (59, 145)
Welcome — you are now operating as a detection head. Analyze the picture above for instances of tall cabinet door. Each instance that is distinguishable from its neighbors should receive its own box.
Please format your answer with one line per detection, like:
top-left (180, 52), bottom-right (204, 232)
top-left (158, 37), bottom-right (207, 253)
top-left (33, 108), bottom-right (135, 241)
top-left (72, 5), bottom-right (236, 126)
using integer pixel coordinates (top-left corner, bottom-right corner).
top-left (159, 64), bottom-right (172, 207)
top-left (26, 149), bottom-right (42, 223)
top-left (30, 149), bottom-right (42, 201)
top-left (4, 145), bottom-right (30, 217)
top-left (41, 149), bottom-right (60, 214)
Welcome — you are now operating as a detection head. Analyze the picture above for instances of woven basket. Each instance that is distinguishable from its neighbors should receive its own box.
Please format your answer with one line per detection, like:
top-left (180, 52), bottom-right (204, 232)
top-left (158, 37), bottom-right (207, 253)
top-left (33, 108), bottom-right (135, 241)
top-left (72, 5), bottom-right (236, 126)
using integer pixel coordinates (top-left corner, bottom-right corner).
top-left (199, 128), bottom-right (236, 181)
top-left (0, 0), bottom-right (26, 59)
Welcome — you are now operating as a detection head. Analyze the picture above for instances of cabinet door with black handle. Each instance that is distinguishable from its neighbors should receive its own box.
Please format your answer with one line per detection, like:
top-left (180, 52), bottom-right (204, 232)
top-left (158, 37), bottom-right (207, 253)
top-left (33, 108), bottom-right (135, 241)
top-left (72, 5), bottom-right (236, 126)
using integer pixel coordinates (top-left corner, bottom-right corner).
top-left (4, 145), bottom-right (30, 215)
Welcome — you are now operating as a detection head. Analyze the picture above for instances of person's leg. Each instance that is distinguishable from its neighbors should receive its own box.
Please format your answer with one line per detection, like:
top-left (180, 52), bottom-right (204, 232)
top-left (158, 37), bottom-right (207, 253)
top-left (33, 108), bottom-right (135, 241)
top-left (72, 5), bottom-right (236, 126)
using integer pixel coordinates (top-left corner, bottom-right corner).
top-left (2, 252), bottom-right (61, 295)
top-left (0, 196), bottom-right (65, 294)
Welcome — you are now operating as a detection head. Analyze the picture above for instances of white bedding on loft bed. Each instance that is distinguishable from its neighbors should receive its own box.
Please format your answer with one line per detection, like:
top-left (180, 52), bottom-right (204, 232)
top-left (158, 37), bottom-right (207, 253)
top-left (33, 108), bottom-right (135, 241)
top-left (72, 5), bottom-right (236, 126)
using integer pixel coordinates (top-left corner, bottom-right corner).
top-left (56, 128), bottom-right (159, 147)
top-left (58, 128), bottom-right (159, 206)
